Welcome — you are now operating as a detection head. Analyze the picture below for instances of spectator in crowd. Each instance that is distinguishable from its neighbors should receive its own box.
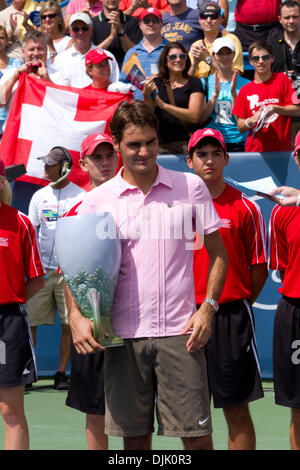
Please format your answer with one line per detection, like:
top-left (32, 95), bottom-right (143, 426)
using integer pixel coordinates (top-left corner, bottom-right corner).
top-left (64, 0), bottom-right (103, 30)
top-left (120, 7), bottom-right (168, 100)
top-left (187, 128), bottom-right (267, 450)
top-left (25, 147), bottom-right (86, 390)
top-left (232, 40), bottom-right (300, 152)
top-left (143, 41), bottom-right (204, 153)
top-left (0, 25), bottom-right (22, 134)
top-left (76, 99), bottom-right (228, 451)
top-left (0, 158), bottom-right (45, 449)
top-left (188, 1), bottom-right (243, 79)
top-left (161, 0), bottom-right (204, 52)
top-left (91, 0), bottom-right (142, 69)
top-left (269, 132), bottom-right (300, 450)
top-left (40, 0), bottom-right (73, 63)
top-left (198, 36), bottom-right (249, 151)
top-left (54, 12), bottom-right (119, 88)
top-left (270, 1), bottom-right (300, 76)
top-left (65, 133), bottom-right (118, 450)
top-left (269, 186), bottom-right (300, 207)
top-left (269, 1), bottom-right (300, 147)
top-left (0, 31), bottom-right (57, 115)
top-left (233, 0), bottom-right (282, 51)
top-left (0, 0), bottom-right (39, 61)
top-left (197, 0), bottom-right (229, 27)
top-left (119, 0), bottom-right (170, 19)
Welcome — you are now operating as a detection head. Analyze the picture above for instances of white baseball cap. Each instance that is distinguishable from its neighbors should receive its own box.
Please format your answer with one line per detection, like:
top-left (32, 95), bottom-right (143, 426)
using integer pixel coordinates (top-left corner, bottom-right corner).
top-left (212, 36), bottom-right (235, 54)
top-left (69, 12), bottom-right (93, 27)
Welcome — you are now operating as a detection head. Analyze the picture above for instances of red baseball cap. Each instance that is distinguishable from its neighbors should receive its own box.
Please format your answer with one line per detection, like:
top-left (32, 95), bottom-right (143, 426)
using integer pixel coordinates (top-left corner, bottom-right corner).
top-left (0, 158), bottom-right (5, 177)
top-left (80, 133), bottom-right (114, 158)
top-left (294, 130), bottom-right (300, 154)
top-left (188, 128), bottom-right (227, 154)
top-left (85, 48), bottom-right (112, 67)
top-left (139, 7), bottom-right (162, 21)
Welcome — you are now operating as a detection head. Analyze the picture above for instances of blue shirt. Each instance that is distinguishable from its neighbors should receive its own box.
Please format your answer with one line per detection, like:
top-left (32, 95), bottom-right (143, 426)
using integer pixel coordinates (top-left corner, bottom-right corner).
top-left (201, 73), bottom-right (250, 144)
top-left (161, 8), bottom-right (203, 52)
top-left (120, 38), bottom-right (169, 101)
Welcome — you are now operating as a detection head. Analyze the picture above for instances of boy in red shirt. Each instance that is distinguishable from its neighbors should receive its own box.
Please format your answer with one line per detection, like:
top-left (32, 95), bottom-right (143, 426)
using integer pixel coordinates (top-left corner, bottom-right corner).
top-left (232, 39), bottom-right (300, 152)
top-left (0, 159), bottom-right (45, 449)
top-left (187, 128), bottom-right (268, 450)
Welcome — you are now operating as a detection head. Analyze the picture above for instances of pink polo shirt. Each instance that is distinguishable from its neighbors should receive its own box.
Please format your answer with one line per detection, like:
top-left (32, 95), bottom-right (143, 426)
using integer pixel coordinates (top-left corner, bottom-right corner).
top-left (78, 164), bottom-right (221, 338)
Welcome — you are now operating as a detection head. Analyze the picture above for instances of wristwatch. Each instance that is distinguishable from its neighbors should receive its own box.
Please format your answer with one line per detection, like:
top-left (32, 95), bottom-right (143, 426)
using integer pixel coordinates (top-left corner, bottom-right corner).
top-left (118, 30), bottom-right (127, 37)
top-left (203, 298), bottom-right (219, 312)
top-left (205, 56), bottom-right (212, 66)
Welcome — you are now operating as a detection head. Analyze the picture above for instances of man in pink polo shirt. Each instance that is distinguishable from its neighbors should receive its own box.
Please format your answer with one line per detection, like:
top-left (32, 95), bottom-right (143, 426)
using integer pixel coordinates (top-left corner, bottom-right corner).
top-left (71, 100), bottom-right (228, 450)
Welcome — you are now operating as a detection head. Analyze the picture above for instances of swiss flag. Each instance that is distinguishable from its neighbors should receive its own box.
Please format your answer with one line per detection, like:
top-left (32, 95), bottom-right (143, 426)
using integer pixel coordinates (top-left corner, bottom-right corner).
top-left (0, 73), bottom-right (132, 189)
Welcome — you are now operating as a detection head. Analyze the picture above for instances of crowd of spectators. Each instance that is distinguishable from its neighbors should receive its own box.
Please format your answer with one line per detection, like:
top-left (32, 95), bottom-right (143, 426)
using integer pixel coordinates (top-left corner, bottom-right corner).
top-left (0, 0), bottom-right (299, 151)
top-left (1, 0), bottom-right (300, 452)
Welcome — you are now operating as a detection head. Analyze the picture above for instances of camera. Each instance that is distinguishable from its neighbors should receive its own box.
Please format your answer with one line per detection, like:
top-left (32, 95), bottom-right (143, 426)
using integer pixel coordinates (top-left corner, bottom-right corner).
top-left (27, 61), bottom-right (42, 74)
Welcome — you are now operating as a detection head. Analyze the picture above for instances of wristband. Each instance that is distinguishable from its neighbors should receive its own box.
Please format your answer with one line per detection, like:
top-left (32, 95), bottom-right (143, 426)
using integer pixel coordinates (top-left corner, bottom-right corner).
top-left (296, 192), bottom-right (300, 207)
top-left (245, 118), bottom-right (254, 129)
top-left (118, 30), bottom-right (127, 37)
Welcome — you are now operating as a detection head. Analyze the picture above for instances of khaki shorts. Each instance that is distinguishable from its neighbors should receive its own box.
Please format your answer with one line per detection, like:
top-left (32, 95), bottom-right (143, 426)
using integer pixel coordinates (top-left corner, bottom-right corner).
top-left (26, 269), bottom-right (69, 327)
top-left (104, 335), bottom-right (212, 438)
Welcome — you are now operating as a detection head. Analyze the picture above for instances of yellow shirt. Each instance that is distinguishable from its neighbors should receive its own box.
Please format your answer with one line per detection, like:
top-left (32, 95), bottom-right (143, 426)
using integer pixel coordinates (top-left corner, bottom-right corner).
top-left (189, 30), bottom-right (244, 79)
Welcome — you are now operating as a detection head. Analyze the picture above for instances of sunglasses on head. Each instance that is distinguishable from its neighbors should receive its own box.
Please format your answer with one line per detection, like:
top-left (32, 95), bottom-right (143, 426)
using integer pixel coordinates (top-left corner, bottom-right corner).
top-left (251, 54), bottom-right (271, 63)
top-left (142, 17), bottom-right (160, 24)
top-left (41, 13), bottom-right (58, 20)
top-left (199, 12), bottom-right (219, 20)
top-left (71, 25), bottom-right (90, 32)
top-left (167, 53), bottom-right (187, 61)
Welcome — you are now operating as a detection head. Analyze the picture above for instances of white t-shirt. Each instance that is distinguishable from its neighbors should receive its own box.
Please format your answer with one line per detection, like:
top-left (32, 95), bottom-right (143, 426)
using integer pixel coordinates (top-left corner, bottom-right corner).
top-left (28, 181), bottom-right (86, 269)
top-left (53, 44), bottom-right (120, 88)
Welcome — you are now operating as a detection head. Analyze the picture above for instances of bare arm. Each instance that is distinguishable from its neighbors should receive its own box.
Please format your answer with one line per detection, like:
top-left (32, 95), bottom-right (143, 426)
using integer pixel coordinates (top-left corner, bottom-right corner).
top-left (155, 91), bottom-right (205, 123)
top-left (248, 263), bottom-right (268, 305)
top-left (182, 230), bottom-right (228, 352)
top-left (65, 284), bottom-right (104, 354)
top-left (269, 186), bottom-right (300, 206)
top-left (26, 276), bottom-right (45, 300)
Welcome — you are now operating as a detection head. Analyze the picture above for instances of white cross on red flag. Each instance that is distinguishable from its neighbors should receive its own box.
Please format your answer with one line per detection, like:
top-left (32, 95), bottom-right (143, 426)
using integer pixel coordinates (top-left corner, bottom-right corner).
top-left (0, 73), bottom-right (132, 189)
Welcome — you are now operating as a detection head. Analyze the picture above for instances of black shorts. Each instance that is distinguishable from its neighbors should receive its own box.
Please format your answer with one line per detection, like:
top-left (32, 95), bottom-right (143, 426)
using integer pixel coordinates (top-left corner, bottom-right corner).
top-left (66, 342), bottom-right (105, 415)
top-left (199, 299), bottom-right (264, 408)
top-left (273, 296), bottom-right (300, 409)
top-left (0, 304), bottom-right (37, 388)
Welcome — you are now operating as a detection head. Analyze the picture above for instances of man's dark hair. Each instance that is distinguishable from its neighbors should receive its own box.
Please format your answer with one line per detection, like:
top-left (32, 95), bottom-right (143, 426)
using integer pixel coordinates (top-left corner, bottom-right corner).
top-left (110, 100), bottom-right (158, 144)
top-left (22, 30), bottom-right (48, 47)
top-left (279, 1), bottom-right (300, 16)
top-left (248, 40), bottom-right (274, 58)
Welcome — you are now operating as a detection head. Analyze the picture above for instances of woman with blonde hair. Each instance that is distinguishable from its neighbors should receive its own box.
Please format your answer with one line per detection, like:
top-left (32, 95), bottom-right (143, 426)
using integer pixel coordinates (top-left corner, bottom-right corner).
top-left (40, 0), bottom-right (73, 62)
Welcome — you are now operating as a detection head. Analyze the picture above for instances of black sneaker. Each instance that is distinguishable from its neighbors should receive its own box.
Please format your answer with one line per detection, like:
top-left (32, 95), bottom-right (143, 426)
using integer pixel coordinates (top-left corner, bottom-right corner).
top-left (53, 371), bottom-right (69, 390)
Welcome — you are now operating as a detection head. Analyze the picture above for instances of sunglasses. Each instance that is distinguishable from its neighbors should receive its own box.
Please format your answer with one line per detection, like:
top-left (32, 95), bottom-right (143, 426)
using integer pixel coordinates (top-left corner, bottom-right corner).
top-left (142, 17), bottom-right (160, 24)
top-left (167, 53), bottom-right (187, 61)
top-left (71, 25), bottom-right (90, 32)
top-left (199, 12), bottom-right (219, 20)
top-left (41, 13), bottom-right (58, 20)
top-left (251, 54), bottom-right (271, 63)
